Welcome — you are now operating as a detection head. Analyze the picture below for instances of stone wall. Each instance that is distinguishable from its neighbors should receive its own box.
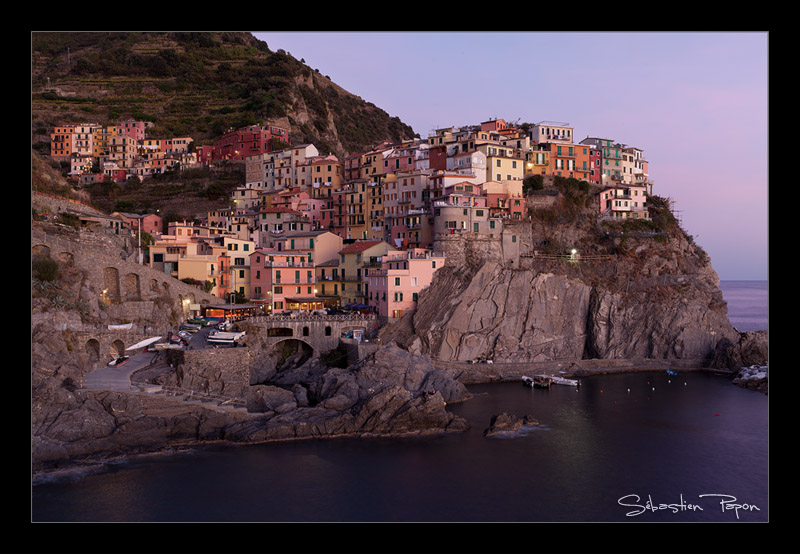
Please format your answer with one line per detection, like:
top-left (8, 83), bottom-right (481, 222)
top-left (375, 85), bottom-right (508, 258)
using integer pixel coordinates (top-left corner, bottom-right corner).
top-left (180, 347), bottom-right (254, 398)
top-left (32, 221), bottom-right (222, 372)
top-left (433, 218), bottom-right (533, 269)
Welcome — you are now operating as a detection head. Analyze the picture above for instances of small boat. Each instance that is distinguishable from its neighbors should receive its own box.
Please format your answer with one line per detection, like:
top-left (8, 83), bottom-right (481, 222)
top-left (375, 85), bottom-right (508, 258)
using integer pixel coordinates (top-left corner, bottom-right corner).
top-left (547, 375), bottom-right (581, 388)
top-left (154, 342), bottom-right (184, 350)
top-left (187, 318), bottom-right (214, 327)
top-left (107, 355), bottom-right (130, 367)
top-left (666, 369), bottom-right (678, 376)
top-left (522, 375), bottom-right (553, 389)
top-left (207, 330), bottom-right (246, 345)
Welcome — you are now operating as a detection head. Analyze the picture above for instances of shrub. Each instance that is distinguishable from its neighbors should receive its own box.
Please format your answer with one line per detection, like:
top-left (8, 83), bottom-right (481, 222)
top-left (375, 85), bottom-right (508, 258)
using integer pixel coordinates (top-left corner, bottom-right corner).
top-left (32, 256), bottom-right (60, 282)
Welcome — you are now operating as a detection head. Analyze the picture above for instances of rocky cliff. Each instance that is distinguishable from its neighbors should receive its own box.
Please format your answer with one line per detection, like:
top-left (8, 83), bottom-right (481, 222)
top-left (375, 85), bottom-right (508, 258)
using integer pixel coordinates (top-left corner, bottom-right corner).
top-left (389, 187), bottom-right (765, 371)
top-left (32, 341), bottom-right (472, 473)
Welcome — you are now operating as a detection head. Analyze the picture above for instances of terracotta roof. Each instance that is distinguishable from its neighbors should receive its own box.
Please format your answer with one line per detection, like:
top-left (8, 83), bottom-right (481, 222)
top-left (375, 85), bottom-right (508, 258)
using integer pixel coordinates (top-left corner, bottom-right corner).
top-left (338, 240), bottom-right (387, 254)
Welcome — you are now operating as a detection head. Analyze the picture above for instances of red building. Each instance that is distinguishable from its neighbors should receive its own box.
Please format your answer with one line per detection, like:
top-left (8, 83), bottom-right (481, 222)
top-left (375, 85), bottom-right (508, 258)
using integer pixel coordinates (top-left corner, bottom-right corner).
top-left (212, 124), bottom-right (290, 161)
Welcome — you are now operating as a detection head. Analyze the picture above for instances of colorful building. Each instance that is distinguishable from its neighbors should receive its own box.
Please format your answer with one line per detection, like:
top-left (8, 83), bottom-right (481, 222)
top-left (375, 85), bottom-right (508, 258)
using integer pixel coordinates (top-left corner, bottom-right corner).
top-left (249, 249), bottom-right (321, 313)
top-left (336, 240), bottom-right (392, 306)
top-left (596, 184), bottom-right (650, 221)
top-left (212, 124), bottom-right (290, 161)
top-left (367, 248), bottom-right (445, 321)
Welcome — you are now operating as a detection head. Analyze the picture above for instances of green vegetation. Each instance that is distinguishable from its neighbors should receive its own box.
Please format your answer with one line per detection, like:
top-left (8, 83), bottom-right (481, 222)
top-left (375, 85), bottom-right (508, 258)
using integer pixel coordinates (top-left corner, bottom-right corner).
top-left (522, 174), bottom-right (544, 193)
top-left (32, 32), bottom-right (415, 156)
top-left (530, 175), bottom-right (595, 224)
top-left (32, 255), bottom-right (60, 282)
top-left (180, 277), bottom-right (214, 293)
top-left (647, 195), bottom-right (679, 231)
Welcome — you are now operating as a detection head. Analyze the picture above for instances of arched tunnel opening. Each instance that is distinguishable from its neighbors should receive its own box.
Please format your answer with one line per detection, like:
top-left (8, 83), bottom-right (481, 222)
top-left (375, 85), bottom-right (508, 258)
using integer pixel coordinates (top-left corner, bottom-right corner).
top-left (250, 339), bottom-right (314, 386)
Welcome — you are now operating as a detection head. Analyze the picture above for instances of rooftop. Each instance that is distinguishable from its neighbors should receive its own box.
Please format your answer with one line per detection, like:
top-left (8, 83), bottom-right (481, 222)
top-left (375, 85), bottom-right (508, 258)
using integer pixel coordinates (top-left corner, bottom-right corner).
top-left (339, 240), bottom-right (387, 254)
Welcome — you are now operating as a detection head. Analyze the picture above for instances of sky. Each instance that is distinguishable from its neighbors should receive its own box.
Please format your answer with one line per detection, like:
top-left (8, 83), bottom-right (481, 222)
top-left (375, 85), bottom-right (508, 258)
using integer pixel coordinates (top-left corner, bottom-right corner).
top-left (253, 31), bottom-right (768, 281)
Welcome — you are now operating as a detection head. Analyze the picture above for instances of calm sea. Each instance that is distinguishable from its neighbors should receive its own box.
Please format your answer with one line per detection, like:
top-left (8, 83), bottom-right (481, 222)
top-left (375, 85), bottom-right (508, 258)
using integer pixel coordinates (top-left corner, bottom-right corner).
top-left (31, 281), bottom-right (768, 523)
top-left (719, 280), bottom-right (768, 332)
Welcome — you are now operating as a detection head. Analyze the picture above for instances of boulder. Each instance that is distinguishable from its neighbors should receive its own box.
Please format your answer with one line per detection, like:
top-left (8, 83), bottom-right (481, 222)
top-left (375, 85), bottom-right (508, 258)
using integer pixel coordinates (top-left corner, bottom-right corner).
top-left (732, 365), bottom-right (768, 394)
top-left (484, 412), bottom-right (540, 437)
top-left (246, 385), bottom-right (298, 413)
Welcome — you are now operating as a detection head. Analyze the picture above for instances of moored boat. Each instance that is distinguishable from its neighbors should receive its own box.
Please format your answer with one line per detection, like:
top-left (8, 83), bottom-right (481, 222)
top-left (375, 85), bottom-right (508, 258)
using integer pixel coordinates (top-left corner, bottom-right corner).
top-left (546, 375), bottom-right (581, 388)
top-left (206, 330), bottom-right (246, 345)
top-left (522, 375), bottom-right (553, 389)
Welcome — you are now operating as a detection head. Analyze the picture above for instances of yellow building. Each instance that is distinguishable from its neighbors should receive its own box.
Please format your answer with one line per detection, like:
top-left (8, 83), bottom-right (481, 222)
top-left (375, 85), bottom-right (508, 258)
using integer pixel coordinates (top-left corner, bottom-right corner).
top-left (308, 154), bottom-right (343, 188)
top-left (344, 181), bottom-right (369, 240)
top-left (221, 237), bottom-right (256, 300)
top-left (524, 149), bottom-right (550, 177)
top-left (314, 258), bottom-right (343, 306)
top-left (336, 240), bottom-right (392, 306)
top-left (479, 143), bottom-right (525, 183)
top-left (176, 241), bottom-right (229, 297)
top-left (365, 177), bottom-right (386, 240)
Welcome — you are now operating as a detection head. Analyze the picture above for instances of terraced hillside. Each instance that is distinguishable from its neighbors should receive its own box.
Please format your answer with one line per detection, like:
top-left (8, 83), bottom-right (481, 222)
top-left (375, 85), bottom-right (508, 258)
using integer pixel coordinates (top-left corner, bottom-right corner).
top-left (31, 31), bottom-right (416, 158)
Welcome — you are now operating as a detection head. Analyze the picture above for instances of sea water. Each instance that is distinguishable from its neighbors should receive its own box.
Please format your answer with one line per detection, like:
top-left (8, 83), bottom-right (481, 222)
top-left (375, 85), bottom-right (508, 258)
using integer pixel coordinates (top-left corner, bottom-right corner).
top-left (719, 280), bottom-right (768, 332)
top-left (31, 281), bottom-right (768, 522)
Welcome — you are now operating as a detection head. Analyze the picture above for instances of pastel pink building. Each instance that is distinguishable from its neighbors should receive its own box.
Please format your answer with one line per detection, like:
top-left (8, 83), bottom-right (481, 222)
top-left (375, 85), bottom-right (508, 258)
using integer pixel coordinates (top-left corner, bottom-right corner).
top-left (250, 249), bottom-right (321, 313)
top-left (119, 120), bottom-right (147, 141)
top-left (114, 212), bottom-right (164, 237)
top-left (366, 248), bottom-right (445, 321)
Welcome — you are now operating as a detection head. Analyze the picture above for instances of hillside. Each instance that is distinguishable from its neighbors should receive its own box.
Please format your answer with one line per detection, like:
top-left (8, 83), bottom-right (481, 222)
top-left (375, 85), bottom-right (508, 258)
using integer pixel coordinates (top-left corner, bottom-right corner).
top-left (31, 31), bottom-right (416, 159)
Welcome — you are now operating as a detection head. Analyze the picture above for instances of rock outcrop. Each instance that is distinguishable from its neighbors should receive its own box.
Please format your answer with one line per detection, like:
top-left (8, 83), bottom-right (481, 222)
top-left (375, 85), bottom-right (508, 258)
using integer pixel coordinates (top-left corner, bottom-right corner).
top-left (32, 340), bottom-right (472, 472)
top-left (732, 365), bottom-right (768, 394)
top-left (406, 261), bottom-right (740, 365)
top-left (396, 211), bottom-right (757, 369)
top-left (709, 330), bottom-right (768, 370)
top-left (484, 413), bottom-right (540, 437)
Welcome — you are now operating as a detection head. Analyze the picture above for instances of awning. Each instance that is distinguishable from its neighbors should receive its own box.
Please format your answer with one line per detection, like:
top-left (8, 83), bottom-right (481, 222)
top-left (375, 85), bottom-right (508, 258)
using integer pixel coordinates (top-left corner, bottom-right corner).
top-left (126, 337), bottom-right (163, 351)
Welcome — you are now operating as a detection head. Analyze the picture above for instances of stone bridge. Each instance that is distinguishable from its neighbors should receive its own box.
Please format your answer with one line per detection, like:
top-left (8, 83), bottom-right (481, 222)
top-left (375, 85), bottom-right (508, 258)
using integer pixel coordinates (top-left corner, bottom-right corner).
top-left (246, 313), bottom-right (380, 356)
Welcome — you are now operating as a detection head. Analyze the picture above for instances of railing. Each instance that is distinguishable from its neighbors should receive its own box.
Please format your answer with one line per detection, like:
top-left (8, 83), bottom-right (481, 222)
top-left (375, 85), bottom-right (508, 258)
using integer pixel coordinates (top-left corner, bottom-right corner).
top-left (250, 313), bottom-right (377, 323)
top-left (520, 252), bottom-right (615, 261)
